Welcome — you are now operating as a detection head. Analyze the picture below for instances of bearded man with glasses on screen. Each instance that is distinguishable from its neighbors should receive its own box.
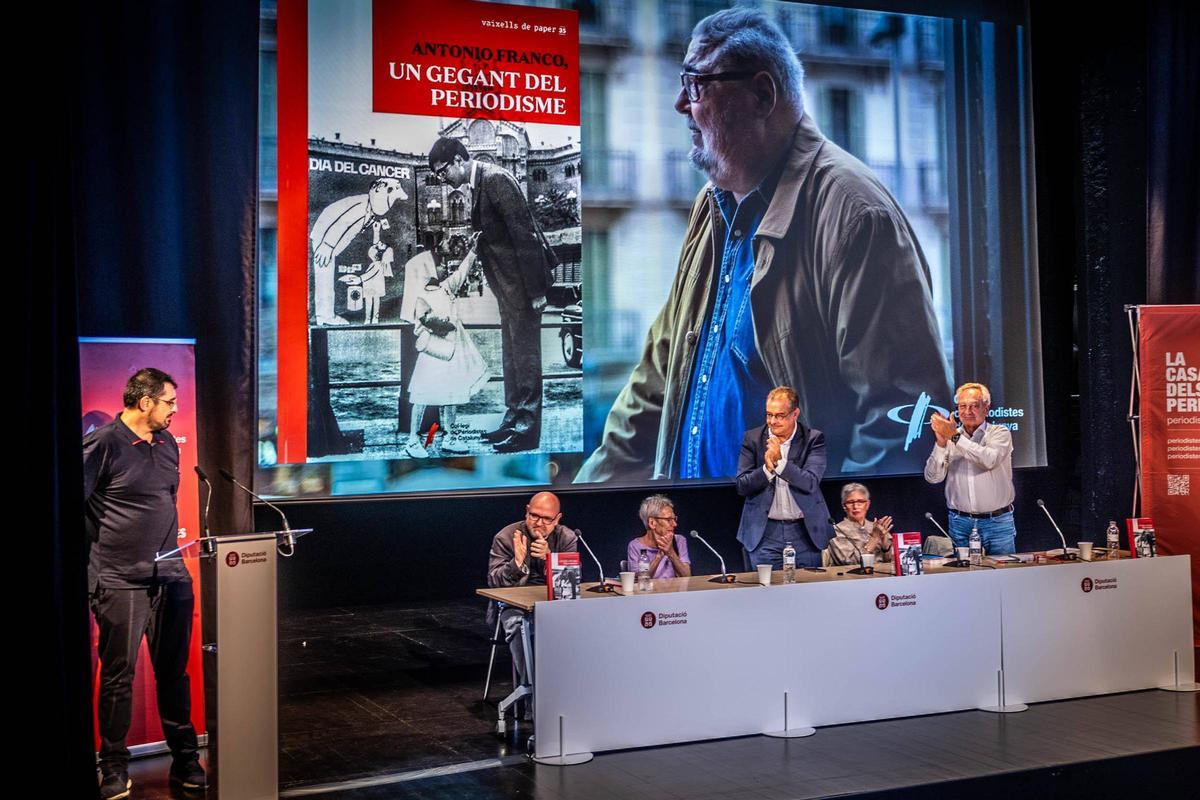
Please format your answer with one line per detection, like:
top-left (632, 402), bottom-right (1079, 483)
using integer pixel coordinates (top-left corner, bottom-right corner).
top-left (577, 7), bottom-right (950, 484)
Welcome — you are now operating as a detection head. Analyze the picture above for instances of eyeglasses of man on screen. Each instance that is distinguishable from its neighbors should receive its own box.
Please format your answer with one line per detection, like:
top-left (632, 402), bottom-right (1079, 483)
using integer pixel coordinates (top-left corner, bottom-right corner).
top-left (675, 25), bottom-right (781, 196)
top-left (431, 155), bottom-right (468, 188)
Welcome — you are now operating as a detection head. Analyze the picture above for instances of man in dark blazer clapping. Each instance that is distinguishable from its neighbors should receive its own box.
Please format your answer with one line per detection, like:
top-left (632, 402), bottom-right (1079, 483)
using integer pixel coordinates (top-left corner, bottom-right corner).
top-left (735, 386), bottom-right (834, 569)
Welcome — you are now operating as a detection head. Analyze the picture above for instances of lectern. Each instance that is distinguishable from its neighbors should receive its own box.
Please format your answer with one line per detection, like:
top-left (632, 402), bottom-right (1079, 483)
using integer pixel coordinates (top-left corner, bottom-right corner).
top-left (161, 528), bottom-right (313, 799)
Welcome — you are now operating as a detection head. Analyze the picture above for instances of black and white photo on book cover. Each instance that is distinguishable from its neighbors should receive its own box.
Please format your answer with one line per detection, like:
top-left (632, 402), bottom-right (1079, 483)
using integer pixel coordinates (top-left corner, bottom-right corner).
top-left (302, 0), bottom-right (582, 463)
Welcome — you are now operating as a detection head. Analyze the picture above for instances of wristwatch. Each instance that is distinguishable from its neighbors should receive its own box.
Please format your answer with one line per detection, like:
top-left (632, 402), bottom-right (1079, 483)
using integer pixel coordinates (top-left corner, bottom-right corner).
top-left (950, 433), bottom-right (961, 444)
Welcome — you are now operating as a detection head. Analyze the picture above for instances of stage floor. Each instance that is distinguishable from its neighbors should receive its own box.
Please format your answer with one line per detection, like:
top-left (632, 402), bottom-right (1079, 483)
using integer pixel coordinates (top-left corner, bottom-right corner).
top-left (126, 599), bottom-right (1200, 798)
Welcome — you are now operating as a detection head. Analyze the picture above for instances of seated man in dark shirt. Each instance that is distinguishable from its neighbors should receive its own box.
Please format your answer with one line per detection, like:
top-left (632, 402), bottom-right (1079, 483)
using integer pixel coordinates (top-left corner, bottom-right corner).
top-left (487, 491), bottom-right (577, 691)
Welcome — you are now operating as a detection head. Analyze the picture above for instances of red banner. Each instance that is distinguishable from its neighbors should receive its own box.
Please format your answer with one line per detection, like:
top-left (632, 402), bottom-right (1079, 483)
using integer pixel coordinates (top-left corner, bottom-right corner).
top-left (1138, 305), bottom-right (1200, 644)
top-left (372, 0), bottom-right (579, 125)
top-left (276, 0), bottom-right (308, 463)
top-left (80, 339), bottom-right (207, 749)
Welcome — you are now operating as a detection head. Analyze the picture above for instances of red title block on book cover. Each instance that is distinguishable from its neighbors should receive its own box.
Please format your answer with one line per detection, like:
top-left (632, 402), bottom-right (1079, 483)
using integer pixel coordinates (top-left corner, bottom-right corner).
top-left (373, 0), bottom-right (579, 125)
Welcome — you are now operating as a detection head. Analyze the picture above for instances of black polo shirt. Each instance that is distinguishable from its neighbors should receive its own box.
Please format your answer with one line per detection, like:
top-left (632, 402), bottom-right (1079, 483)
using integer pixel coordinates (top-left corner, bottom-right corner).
top-left (83, 415), bottom-right (189, 590)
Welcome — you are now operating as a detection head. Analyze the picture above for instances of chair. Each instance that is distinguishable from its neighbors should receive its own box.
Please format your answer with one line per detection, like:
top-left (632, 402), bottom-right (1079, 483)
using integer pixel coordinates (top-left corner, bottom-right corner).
top-left (482, 600), bottom-right (510, 701)
top-left (923, 534), bottom-right (955, 556)
top-left (483, 600), bottom-right (535, 734)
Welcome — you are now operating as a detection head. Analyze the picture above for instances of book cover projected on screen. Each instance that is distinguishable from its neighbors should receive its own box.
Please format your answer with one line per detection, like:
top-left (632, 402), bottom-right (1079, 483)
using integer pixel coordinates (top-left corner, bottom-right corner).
top-left (256, 0), bottom-right (1045, 499)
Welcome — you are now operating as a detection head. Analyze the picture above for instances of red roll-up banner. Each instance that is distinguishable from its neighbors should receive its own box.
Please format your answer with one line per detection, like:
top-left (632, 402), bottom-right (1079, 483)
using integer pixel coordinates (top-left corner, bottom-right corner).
top-left (80, 338), bottom-right (207, 751)
top-left (1138, 305), bottom-right (1200, 644)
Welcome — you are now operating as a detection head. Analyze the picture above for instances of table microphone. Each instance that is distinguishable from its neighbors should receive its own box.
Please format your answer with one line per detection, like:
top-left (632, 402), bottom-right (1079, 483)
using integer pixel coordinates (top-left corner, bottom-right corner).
top-left (925, 511), bottom-right (967, 567)
top-left (924, 511), bottom-right (949, 539)
top-left (690, 530), bottom-right (736, 583)
top-left (218, 467), bottom-right (296, 556)
top-left (1037, 499), bottom-right (1077, 560)
top-left (576, 529), bottom-right (615, 593)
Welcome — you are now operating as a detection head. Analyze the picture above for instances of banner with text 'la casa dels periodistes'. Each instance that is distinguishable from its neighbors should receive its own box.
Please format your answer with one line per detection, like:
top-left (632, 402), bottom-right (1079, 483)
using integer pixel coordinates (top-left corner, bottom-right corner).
top-left (1138, 304), bottom-right (1200, 643)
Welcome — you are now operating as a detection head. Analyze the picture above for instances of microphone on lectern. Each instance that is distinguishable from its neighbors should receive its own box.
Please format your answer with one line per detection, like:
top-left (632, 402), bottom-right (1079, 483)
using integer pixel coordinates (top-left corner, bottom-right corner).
top-left (194, 466), bottom-right (214, 538)
top-left (218, 467), bottom-right (296, 555)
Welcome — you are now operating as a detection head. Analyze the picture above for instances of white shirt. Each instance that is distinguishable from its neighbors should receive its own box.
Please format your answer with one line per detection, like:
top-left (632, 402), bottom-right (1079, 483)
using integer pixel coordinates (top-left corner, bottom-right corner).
top-left (923, 421), bottom-right (1015, 513)
top-left (765, 425), bottom-right (803, 521)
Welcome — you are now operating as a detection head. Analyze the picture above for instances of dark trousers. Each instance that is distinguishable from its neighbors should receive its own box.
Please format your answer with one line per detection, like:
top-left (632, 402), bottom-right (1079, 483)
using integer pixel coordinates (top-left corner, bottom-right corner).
top-left (496, 295), bottom-right (542, 439)
top-left (499, 606), bottom-right (532, 685)
top-left (92, 582), bottom-right (199, 773)
top-left (744, 519), bottom-right (821, 570)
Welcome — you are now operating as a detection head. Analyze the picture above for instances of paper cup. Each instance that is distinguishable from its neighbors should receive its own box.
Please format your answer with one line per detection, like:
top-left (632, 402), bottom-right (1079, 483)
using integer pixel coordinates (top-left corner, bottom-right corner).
top-left (956, 546), bottom-right (969, 561)
top-left (1078, 541), bottom-right (1094, 561)
top-left (619, 571), bottom-right (636, 594)
top-left (860, 552), bottom-right (876, 570)
top-left (757, 564), bottom-right (773, 586)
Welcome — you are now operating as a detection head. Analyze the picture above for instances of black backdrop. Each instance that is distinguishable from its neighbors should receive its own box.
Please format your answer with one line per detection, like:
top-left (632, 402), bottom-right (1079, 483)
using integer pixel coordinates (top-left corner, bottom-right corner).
top-left (259, 469), bottom-right (1079, 609)
top-left (34, 0), bottom-right (1199, 794)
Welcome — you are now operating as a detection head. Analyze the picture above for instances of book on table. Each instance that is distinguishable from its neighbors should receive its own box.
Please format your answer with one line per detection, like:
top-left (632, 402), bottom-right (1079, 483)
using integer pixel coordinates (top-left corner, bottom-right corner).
top-left (893, 532), bottom-right (924, 575)
top-left (546, 552), bottom-right (582, 600)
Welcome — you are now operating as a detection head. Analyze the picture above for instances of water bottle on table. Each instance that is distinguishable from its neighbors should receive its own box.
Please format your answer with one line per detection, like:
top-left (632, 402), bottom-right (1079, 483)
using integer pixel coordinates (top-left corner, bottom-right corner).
top-left (969, 524), bottom-right (982, 566)
top-left (637, 549), bottom-right (652, 591)
top-left (782, 541), bottom-right (796, 584)
top-left (1106, 520), bottom-right (1120, 558)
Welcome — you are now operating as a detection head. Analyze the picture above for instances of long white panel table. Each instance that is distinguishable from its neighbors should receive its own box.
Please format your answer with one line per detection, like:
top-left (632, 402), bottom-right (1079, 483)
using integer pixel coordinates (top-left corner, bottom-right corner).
top-left (480, 555), bottom-right (1193, 760)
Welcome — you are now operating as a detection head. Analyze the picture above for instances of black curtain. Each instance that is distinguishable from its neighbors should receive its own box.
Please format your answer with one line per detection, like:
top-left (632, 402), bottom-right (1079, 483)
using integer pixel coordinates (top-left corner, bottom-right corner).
top-left (1147, 1), bottom-right (1200, 304)
top-left (46, 1), bottom-right (258, 788)
top-left (73, 1), bottom-right (258, 535)
top-left (29, 6), bottom-right (93, 791)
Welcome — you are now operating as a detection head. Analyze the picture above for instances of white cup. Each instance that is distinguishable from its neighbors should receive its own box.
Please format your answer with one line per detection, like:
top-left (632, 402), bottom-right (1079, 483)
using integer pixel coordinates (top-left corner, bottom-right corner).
top-left (1078, 541), bottom-right (1094, 561)
top-left (956, 546), bottom-right (969, 561)
top-left (860, 552), bottom-right (876, 571)
top-left (619, 571), bottom-right (636, 594)
top-left (757, 563), bottom-right (773, 586)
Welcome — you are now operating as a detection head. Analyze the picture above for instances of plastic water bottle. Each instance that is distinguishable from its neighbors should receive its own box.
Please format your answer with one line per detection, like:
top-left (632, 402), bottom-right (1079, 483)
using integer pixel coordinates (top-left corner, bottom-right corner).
top-left (782, 541), bottom-right (796, 584)
top-left (1106, 520), bottom-right (1120, 558)
top-left (969, 524), bottom-right (982, 566)
top-left (637, 549), bottom-right (652, 592)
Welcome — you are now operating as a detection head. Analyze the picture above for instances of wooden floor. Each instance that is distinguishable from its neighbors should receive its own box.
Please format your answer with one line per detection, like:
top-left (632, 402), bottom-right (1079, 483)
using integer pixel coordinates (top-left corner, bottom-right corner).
top-left (122, 601), bottom-right (1200, 799)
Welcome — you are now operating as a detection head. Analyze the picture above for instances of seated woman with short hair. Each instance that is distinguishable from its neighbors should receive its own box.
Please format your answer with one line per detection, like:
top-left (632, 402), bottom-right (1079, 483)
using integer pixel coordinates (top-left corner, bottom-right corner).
top-left (626, 494), bottom-right (692, 579)
top-left (827, 483), bottom-right (894, 567)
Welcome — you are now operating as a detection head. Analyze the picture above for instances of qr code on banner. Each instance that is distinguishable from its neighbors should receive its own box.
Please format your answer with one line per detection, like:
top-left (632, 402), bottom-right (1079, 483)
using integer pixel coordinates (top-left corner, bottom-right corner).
top-left (1167, 474), bottom-right (1189, 495)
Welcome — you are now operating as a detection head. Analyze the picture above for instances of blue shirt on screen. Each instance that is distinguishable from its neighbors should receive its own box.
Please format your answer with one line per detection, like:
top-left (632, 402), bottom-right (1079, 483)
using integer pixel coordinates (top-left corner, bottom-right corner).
top-left (677, 183), bottom-right (775, 479)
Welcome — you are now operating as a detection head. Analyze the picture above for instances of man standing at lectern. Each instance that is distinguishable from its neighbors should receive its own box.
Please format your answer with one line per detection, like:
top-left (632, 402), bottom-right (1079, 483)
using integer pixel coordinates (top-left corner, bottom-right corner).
top-left (924, 381), bottom-right (1017, 555)
top-left (487, 492), bottom-right (577, 692)
top-left (735, 386), bottom-right (834, 569)
top-left (83, 369), bottom-right (206, 799)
